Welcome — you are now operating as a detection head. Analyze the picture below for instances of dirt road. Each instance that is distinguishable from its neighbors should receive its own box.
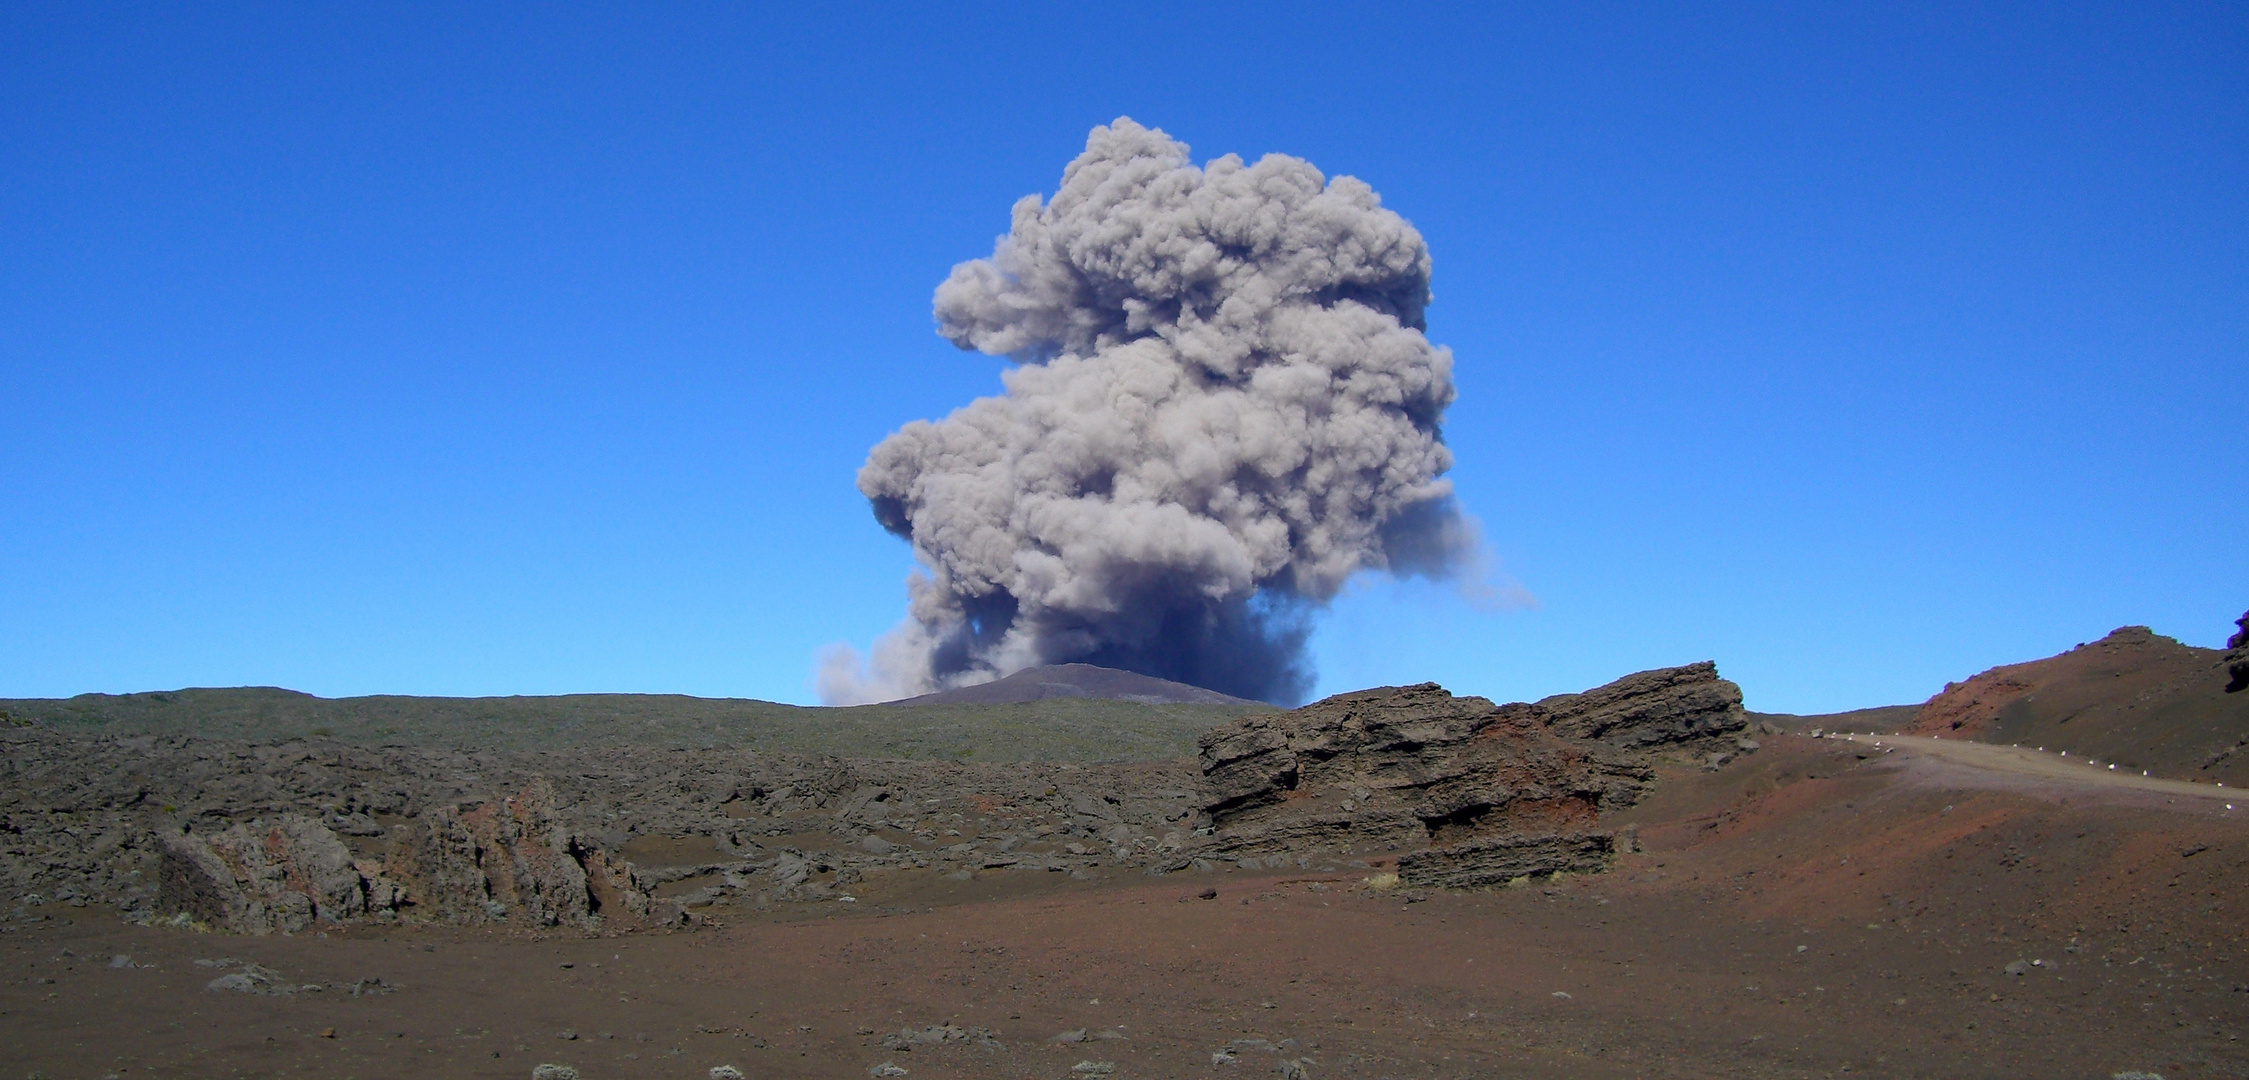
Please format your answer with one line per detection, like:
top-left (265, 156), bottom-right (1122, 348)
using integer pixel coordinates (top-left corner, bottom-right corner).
top-left (1830, 731), bottom-right (2240, 803)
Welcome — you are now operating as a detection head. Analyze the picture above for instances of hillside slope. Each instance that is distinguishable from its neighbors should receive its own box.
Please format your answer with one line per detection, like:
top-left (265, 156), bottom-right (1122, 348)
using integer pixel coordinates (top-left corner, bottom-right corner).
top-left (1902, 622), bottom-right (2249, 783)
top-left (887, 663), bottom-right (1260, 706)
top-left (0, 685), bottom-right (1261, 761)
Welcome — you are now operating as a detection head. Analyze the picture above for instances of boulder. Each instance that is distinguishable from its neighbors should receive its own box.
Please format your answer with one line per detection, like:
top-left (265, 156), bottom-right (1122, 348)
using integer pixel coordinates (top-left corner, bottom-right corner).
top-left (158, 815), bottom-right (369, 933)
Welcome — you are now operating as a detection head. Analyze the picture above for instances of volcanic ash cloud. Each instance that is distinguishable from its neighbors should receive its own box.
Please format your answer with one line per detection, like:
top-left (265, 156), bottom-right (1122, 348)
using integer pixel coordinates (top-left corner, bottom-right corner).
top-left (820, 118), bottom-right (1487, 706)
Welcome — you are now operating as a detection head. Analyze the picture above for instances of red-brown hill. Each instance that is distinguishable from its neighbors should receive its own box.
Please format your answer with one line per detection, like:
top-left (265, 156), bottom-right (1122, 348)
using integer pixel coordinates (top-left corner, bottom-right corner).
top-left (1904, 620), bottom-right (2249, 783)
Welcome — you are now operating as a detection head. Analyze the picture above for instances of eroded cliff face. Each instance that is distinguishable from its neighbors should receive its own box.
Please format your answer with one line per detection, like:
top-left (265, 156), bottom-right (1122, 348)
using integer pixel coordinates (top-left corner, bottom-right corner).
top-left (1195, 663), bottom-right (1748, 887)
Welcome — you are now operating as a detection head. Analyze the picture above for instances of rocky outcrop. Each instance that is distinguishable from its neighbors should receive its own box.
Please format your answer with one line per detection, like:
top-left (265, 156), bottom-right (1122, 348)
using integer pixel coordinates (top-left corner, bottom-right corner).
top-left (385, 778), bottom-right (655, 928)
top-left (151, 778), bottom-right (667, 933)
top-left (1197, 683), bottom-right (1651, 887)
top-left (2226, 610), bottom-right (2248, 694)
top-left (1195, 663), bottom-right (1753, 887)
top-left (1538, 662), bottom-right (1749, 754)
top-left (158, 816), bottom-right (370, 933)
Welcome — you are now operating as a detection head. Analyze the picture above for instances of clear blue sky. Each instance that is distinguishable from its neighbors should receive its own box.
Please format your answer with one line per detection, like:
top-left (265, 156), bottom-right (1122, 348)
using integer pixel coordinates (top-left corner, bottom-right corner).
top-left (3, 3), bottom-right (2242, 712)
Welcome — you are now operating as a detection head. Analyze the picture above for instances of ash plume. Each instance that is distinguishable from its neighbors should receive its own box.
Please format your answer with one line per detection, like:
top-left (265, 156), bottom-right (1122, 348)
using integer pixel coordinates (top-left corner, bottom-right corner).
top-left (820, 118), bottom-right (1492, 706)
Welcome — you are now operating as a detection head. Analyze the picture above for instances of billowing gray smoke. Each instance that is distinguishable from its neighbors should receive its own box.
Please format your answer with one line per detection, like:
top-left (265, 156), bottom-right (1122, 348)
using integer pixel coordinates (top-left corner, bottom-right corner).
top-left (819, 118), bottom-right (1484, 706)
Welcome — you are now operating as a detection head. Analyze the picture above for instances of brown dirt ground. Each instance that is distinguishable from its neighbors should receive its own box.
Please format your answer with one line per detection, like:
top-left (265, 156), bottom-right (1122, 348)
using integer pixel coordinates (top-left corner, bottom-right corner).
top-left (6, 735), bottom-right (2246, 1080)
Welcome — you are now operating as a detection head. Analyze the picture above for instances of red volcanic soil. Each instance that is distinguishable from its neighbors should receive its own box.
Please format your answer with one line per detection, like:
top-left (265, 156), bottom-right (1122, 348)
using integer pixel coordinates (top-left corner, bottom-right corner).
top-left (8, 735), bottom-right (2246, 1079)
top-left (1906, 625), bottom-right (2249, 784)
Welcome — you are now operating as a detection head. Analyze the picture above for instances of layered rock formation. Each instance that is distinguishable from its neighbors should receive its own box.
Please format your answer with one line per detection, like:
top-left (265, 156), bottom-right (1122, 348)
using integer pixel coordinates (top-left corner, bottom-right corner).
top-left (1537, 661), bottom-right (1749, 753)
top-left (1195, 663), bottom-right (1747, 887)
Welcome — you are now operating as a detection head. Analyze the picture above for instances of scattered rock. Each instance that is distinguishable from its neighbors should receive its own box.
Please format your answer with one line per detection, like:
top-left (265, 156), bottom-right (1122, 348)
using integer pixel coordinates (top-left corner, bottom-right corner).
top-left (710, 1067), bottom-right (745, 1080)
top-left (2003, 959), bottom-right (2031, 976)
top-left (203, 963), bottom-right (288, 995)
top-left (1050, 1028), bottom-right (1089, 1043)
top-left (879, 1023), bottom-right (995, 1050)
top-left (868, 1064), bottom-right (908, 1078)
top-left (531, 1066), bottom-right (579, 1080)
top-left (1072, 1063), bottom-right (1116, 1075)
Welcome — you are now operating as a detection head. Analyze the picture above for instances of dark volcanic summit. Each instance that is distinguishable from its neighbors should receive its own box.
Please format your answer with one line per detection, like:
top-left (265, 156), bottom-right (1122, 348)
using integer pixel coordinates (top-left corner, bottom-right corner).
top-left (886, 663), bottom-right (1261, 707)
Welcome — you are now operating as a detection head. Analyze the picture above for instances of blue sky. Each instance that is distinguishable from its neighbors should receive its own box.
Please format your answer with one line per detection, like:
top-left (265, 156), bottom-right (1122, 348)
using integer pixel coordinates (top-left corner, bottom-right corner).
top-left (3, 3), bottom-right (2242, 712)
